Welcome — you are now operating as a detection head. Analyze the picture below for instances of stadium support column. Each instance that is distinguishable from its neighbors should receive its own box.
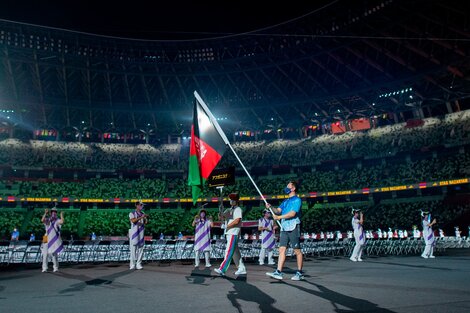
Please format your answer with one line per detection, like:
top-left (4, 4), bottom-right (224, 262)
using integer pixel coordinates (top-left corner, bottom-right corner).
top-left (446, 102), bottom-right (453, 114)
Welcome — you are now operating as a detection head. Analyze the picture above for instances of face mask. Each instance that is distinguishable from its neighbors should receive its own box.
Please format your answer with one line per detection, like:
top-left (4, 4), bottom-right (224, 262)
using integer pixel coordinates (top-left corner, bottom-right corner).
top-left (284, 187), bottom-right (291, 194)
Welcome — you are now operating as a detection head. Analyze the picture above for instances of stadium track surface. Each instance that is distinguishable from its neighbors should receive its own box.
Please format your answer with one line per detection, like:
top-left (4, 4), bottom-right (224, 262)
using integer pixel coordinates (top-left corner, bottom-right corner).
top-left (1, 250), bottom-right (469, 313)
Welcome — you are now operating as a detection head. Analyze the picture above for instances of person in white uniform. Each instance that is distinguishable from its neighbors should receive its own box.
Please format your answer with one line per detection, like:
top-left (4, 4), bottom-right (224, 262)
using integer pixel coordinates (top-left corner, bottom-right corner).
top-left (350, 208), bottom-right (365, 262)
top-left (258, 209), bottom-right (277, 265)
top-left (420, 210), bottom-right (437, 259)
top-left (129, 201), bottom-right (148, 270)
top-left (214, 192), bottom-right (247, 276)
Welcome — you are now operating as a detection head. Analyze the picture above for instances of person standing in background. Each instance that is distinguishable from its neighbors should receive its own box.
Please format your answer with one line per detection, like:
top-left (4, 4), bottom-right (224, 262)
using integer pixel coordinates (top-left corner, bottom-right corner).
top-left (350, 208), bottom-right (365, 262)
top-left (258, 209), bottom-right (277, 265)
top-left (192, 209), bottom-right (213, 268)
top-left (421, 210), bottom-right (437, 259)
top-left (41, 206), bottom-right (64, 273)
top-left (10, 228), bottom-right (19, 241)
top-left (129, 201), bottom-right (148, 270)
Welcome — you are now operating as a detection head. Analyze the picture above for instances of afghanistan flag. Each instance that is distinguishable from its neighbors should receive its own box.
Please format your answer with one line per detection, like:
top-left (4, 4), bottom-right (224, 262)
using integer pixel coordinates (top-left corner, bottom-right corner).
top-left (188, 95), bottom-right (228, 204)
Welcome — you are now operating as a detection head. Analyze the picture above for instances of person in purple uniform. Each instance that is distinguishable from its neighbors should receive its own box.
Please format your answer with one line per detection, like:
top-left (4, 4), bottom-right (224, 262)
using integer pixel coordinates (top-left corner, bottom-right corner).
top-left (258, 210), bottom-right (277, 265)
top-left (41, 206), bottom-right (64, 273)
top-left (192, 209), bottom-right (213, 267)
top-left (129, 201), bottom-right (148, 270)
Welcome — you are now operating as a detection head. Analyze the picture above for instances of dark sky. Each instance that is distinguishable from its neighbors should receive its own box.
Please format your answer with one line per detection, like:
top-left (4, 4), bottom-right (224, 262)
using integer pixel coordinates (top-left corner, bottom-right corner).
top-left (0, 1), bottom-right (334, 40)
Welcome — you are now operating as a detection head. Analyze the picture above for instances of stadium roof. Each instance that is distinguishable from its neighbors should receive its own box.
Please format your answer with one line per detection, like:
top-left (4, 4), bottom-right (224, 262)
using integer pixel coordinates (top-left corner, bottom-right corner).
top-left (0, 0), bottom-right (469, 136)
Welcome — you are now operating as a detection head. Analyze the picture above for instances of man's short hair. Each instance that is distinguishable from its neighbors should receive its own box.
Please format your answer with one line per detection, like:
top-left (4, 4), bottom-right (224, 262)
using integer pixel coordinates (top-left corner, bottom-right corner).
top-left (289, 181), bottom-right (299, 192)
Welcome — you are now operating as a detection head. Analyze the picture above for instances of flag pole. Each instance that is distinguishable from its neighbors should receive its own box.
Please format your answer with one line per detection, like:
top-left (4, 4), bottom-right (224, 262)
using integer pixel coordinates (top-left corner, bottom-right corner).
top-left (194, 91), bottom-right (282, 230)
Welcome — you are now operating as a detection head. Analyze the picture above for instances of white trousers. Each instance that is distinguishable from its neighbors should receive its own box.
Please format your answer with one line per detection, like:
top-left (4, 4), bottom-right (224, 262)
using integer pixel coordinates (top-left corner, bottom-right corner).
top-left (422, 243), bottom-right (434, 257)
top-left (351, 243), bottom-right (364, 260)
top-left (130, 244), bottom-right (144, 268)
top-left (218, 234), bottom-right (245, 272)
top-left (194, 250), bottom-right (211, 266)
top-left (41, 243), bottom-right (58, 271)
top-left (259, 247), bottom-right (274, 264)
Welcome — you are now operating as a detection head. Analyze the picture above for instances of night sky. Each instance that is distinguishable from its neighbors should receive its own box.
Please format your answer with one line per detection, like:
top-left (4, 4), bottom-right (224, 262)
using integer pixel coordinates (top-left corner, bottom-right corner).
top-left (0, 1), bottom-right (333, 40)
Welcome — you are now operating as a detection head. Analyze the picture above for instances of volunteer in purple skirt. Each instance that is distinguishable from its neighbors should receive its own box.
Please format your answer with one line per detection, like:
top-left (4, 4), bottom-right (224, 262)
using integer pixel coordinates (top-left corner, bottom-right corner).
top-left (41, 206), bottom-right (64, 273)
top-left (192, 209), bottom-right (213, 267)
top-left (129, 201), bottom-right (148, 270)
top-left (258, 209), bottom-right (277, 265)
top-left (421, 210), bottom-right (437, 259)
top-left (350, 207), bottom-right (365, 262)
top-left (214, 192), bottom-right (247, 277)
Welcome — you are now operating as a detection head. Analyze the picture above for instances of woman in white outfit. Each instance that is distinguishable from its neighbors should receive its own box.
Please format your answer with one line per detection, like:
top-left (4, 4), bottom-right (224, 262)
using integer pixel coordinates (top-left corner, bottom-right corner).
top-left (350, 208), bottom-right (365, 262)
top-left (421, 210), bottom-right (437, 259)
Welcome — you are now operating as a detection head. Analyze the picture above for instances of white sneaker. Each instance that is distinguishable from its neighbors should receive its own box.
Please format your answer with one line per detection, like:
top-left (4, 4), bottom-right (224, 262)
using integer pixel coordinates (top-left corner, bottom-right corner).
top-left (357, 258), bottom-right (363, 262)
top-left (53, 268), bottom-right (59, 273)
top-left (268, 261), bottom-right (276, 265)
top-left (136, 264), bottom-right (143, 270)
top-left (259, 262), bottom-right (264, 265)
top-left (429, 255), bottom-right (435, 259)
top-left (349, 257), bottom-right (357, 262)
top-left (291, 271), bottom-right (305, 281)
top-left (194, 263), bottom-right (200, 268)
top-left (421, 254), bottom-right (429, 259)
top-left (129, 266), bottom-right (136, 270)
top-left (266, 270), bottom-right (283, 280)
top-left (214, 268), bottom-right (225, 276)
top-left (205, 263), bottom-right (212, 268)
top-left (234, 268), bottom-right (247, 275)
top-left (42, 269), bottom-right (47, 273)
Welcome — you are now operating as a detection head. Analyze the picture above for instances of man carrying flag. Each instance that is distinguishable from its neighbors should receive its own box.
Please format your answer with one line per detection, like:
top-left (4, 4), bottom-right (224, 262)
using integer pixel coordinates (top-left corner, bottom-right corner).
top-left (188, 91), bottom-right (281, 277)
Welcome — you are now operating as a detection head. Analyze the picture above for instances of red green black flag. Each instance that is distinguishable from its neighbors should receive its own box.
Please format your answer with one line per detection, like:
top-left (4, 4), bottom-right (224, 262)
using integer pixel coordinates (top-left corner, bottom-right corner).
top-left (188, 94), bottom-right (228, 204)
